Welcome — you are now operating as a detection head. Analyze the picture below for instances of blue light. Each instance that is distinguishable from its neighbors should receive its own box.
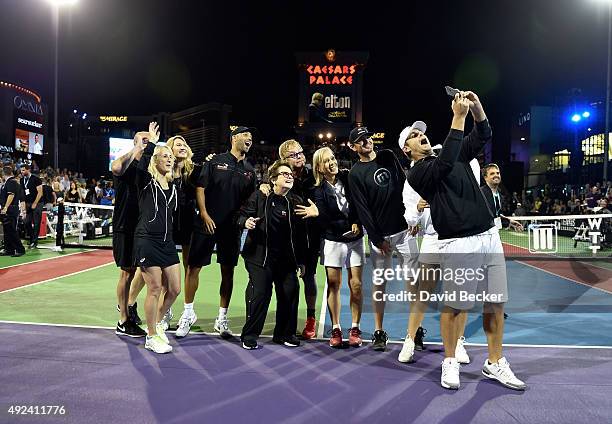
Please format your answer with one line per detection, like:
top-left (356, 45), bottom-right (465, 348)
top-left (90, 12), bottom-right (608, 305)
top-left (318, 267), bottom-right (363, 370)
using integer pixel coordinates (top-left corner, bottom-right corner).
top-left (571, 114), bottom-right (581, 122)
top-left (582, 111), bottom-right (590, 118)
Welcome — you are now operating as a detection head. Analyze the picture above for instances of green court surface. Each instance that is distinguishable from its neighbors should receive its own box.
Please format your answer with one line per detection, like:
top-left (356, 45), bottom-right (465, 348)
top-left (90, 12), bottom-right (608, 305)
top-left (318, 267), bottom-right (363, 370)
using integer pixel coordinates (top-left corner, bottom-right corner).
top-left (0, 253), bottom-right (328, 336)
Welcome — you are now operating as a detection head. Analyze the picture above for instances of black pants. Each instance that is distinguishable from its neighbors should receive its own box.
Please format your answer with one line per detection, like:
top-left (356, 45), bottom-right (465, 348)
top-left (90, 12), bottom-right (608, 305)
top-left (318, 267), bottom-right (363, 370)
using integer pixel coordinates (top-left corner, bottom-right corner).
top-left (2, 214), bottom-right (25, 254)
top-left (24, 203), bottom-right (42, 244)
top-left (241, 260), bottom-right (300, 343)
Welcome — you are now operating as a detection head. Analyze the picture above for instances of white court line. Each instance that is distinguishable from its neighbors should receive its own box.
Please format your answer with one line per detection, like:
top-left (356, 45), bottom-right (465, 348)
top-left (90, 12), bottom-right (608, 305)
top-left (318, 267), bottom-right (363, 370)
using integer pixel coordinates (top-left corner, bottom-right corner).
top-left (0, 250), bottom-right (91, 270)
top-left (2, 321), bottom-right (612, 349)
top-left (316, 280), bottom-right (328, 339)
top-left (515, 259), bottom-right (612, 295)
top-left (0, 261), bottom-right (115, 294)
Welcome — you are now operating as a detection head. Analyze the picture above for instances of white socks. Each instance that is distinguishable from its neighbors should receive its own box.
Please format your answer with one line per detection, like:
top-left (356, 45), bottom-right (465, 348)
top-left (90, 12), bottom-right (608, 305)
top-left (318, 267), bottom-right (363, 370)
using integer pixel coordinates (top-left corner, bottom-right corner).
top-left (352, 322), bottom-right (359, 329)
top-left (218, 307), bottom-right (228, 319)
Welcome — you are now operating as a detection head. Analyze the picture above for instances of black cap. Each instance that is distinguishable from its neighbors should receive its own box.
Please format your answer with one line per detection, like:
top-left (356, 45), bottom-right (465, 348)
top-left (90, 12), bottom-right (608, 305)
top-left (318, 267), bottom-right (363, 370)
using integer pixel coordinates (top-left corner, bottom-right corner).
top-left (349, 127), bottom-right (373, 144)
top-left (230, 126), bottom-right (256, 137)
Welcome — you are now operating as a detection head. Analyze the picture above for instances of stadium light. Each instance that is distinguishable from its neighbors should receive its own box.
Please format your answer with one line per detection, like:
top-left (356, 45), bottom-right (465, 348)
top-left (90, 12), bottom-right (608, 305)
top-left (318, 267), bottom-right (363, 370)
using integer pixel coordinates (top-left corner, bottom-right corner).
top-left (318, 133), bottom-right (324, 139)
top-left (47, 0), bottom-right (78, 6)
top-left (571, 114), bottom-right (582, 122)
top-left (582, 111), bottom-right (591, 118)
top-left (45, 0), bottom-right (78, 169)
top-left (326, 132), bottom-right (332, 139)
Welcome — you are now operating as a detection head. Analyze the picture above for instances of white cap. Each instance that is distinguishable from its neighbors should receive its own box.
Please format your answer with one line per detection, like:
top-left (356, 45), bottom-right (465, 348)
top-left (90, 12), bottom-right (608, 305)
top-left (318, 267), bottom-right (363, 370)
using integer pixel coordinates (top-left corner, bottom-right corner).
top-left (398, 121), bottom-right (427, 149)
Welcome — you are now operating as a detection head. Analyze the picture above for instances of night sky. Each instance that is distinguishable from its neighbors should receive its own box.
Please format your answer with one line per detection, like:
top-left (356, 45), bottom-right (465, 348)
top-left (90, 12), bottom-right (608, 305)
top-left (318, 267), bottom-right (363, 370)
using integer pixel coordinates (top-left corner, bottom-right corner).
top-left (1, 0), bottom-right (610, 160)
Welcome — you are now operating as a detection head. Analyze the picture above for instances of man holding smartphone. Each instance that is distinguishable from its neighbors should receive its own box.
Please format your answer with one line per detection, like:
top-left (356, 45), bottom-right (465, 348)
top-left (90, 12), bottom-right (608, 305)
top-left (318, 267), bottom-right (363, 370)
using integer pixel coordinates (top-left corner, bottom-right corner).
top-left (406, 90), bottom-right (525, 391)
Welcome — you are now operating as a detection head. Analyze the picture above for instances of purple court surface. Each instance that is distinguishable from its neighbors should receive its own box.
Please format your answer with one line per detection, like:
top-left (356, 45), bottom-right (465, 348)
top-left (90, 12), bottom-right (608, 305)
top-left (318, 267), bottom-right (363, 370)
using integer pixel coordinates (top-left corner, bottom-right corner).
top-left (1, 323), bottom-right (611, 424)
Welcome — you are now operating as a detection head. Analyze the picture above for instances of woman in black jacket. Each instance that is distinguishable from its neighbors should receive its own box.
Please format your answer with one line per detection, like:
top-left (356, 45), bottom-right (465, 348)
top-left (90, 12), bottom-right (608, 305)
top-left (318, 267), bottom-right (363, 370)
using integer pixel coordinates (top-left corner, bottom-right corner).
top-left (312, 147), bottom-right (364, 348)
top-left (237, 160), bottom-right (307, 350)
top-left (134, 142), bottom-right (180, 354)
top-left (157, 135), bottom-right (200, 330)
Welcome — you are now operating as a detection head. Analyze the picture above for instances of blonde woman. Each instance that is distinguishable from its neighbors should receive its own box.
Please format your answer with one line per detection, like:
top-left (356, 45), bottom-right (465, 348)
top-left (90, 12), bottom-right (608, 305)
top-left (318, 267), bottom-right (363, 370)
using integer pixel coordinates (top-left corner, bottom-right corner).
top-left (134, 141), bottom-right (181, 354)
top-left (157, 135), bottom-right (201, 329)
top-left (312, 147), bottom-right (364, 348)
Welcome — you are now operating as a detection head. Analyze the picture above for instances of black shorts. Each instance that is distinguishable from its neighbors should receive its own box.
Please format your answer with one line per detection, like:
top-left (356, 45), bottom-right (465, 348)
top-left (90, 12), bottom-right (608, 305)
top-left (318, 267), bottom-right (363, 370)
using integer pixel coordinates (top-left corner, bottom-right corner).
top-left (133, 236), bottom-right (180, 269)
top-left (173, 206), bottom-right (195, 246)
top-left (304, 244), bottom-right (320, 278)
top-left (188, 225), bottom-right (241, 268)
top-left (113, 231), bottom-right (135, 268)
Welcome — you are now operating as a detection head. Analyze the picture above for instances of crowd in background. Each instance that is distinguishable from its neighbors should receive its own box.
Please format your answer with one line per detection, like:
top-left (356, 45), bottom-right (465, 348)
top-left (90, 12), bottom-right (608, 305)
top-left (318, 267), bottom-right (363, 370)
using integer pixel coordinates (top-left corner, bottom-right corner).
top-left (499, 181), bottom-right (612, 217)
top-left (3, 150), bottom-right (612, 216)
top-left (1, 152), bottom-right (115, 209)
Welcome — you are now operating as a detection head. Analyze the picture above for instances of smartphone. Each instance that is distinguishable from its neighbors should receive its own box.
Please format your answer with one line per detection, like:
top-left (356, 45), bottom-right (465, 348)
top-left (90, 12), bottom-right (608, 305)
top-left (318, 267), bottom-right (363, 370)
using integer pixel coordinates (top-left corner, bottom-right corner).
top-left (445, 86), bottom-right (460, 98)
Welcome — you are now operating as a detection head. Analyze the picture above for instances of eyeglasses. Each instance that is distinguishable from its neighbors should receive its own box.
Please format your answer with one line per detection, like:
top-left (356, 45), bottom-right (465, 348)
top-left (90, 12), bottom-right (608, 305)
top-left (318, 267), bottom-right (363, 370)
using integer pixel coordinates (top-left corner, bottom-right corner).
top-left (286, 151), bottom-right (304, 159)
top-left (275, 171), bottom-right (294, 179)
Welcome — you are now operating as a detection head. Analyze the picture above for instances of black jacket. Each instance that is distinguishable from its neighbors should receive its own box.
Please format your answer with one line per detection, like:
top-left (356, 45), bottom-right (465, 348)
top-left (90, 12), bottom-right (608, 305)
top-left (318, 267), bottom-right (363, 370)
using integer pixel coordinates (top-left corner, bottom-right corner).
top-left (134, 142), bottom-right (178, 241)
top-left (407, 120), bottom-right (494, 240)
top-left (480, 184), bottom-right (509, 228)
top-left (313, 170), bottom-right (363, 242)
top-left (237, 190), bottom-right (307, 268)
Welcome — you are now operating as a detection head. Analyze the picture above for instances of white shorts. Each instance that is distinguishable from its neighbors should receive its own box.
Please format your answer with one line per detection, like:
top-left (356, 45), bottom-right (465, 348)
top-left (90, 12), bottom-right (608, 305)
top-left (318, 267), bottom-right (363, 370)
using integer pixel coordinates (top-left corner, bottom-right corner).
top-left (321, 238), bottom-right (366, 268)
top-left (419, 234), bottom-right (440, 265)
top-left (369, 229), bottom-right (419, 284)
top-left (438, 227), bottom-right (508, 310)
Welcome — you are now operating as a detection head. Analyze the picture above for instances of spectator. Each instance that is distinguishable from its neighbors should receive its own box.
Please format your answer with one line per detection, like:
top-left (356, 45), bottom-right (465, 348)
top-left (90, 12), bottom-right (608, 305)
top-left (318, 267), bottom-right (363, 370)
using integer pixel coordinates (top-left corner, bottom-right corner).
top-left (59, 174), bottom-right (70, 192)
top-left (514, 203), bottom-right (526, 216)
top-left (100, 181), bottom-right (115, 206)
top-left (585, 186), bottom-right (601, 209)
top-left (65, 181), bottom-right (83, 203)
top-left (84, 184), bottom-right (98, 204)
top-left (42, 178), bottom-right (56, 211)
top-left (52, 178), bottom-right (64, 201)
top-left (567, 195), bottom-right (579, 214)
top-left (598, 198), bottom-right (611, 214)
top-left (77, 182), bottom-right (87, 201)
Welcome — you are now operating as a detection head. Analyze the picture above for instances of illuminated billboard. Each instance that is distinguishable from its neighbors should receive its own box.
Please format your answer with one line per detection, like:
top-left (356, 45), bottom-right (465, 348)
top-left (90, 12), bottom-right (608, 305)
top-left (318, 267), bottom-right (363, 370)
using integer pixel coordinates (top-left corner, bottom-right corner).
top-left (15, 129), bottom-right (44, 155)
top-left (108, 137), bottom-right (133, 170)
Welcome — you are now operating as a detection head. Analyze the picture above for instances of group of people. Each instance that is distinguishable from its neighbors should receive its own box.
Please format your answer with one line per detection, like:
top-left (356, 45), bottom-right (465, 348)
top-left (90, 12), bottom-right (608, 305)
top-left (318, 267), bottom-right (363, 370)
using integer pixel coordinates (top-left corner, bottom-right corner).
top-left (0, 163), bottom-right (53, 255)
top-left (111, 90), bottom-right (526, 391)
top-left (507, 181), bottom-right (612, 217)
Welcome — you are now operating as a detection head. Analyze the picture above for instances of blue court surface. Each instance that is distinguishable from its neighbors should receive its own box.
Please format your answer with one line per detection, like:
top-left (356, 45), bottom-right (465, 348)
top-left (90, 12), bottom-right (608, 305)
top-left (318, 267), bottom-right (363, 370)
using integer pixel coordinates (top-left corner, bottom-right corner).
top-left (326, 259), bottom-right (612, 347)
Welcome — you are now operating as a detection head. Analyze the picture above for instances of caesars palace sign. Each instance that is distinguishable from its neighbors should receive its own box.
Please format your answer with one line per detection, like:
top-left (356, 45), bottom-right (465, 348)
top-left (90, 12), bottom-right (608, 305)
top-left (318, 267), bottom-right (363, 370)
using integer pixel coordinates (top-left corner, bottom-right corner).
top-left (306, 65), bottom-right (357, 85)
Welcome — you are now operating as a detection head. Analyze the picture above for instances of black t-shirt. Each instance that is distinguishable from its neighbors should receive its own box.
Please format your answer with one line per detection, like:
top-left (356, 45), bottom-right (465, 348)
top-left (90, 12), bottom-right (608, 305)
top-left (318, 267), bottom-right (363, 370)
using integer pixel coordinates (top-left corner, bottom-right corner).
top-left (348, 149), bottom-right (408, 246)
top-left (65, 190), bottom-right (80, 203)
top-left (20, 173), bottom-right (42, 204)
top-left (0, 177), bottom-right (21, 216)
top-left (42, 184), bottom-right (54, 204)
top-left (267, 194), bottom-right (292, 258)
top-left (196, 152), bottom-right (256, 228)
top-left (112, 161), bottom-right (140, 233)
